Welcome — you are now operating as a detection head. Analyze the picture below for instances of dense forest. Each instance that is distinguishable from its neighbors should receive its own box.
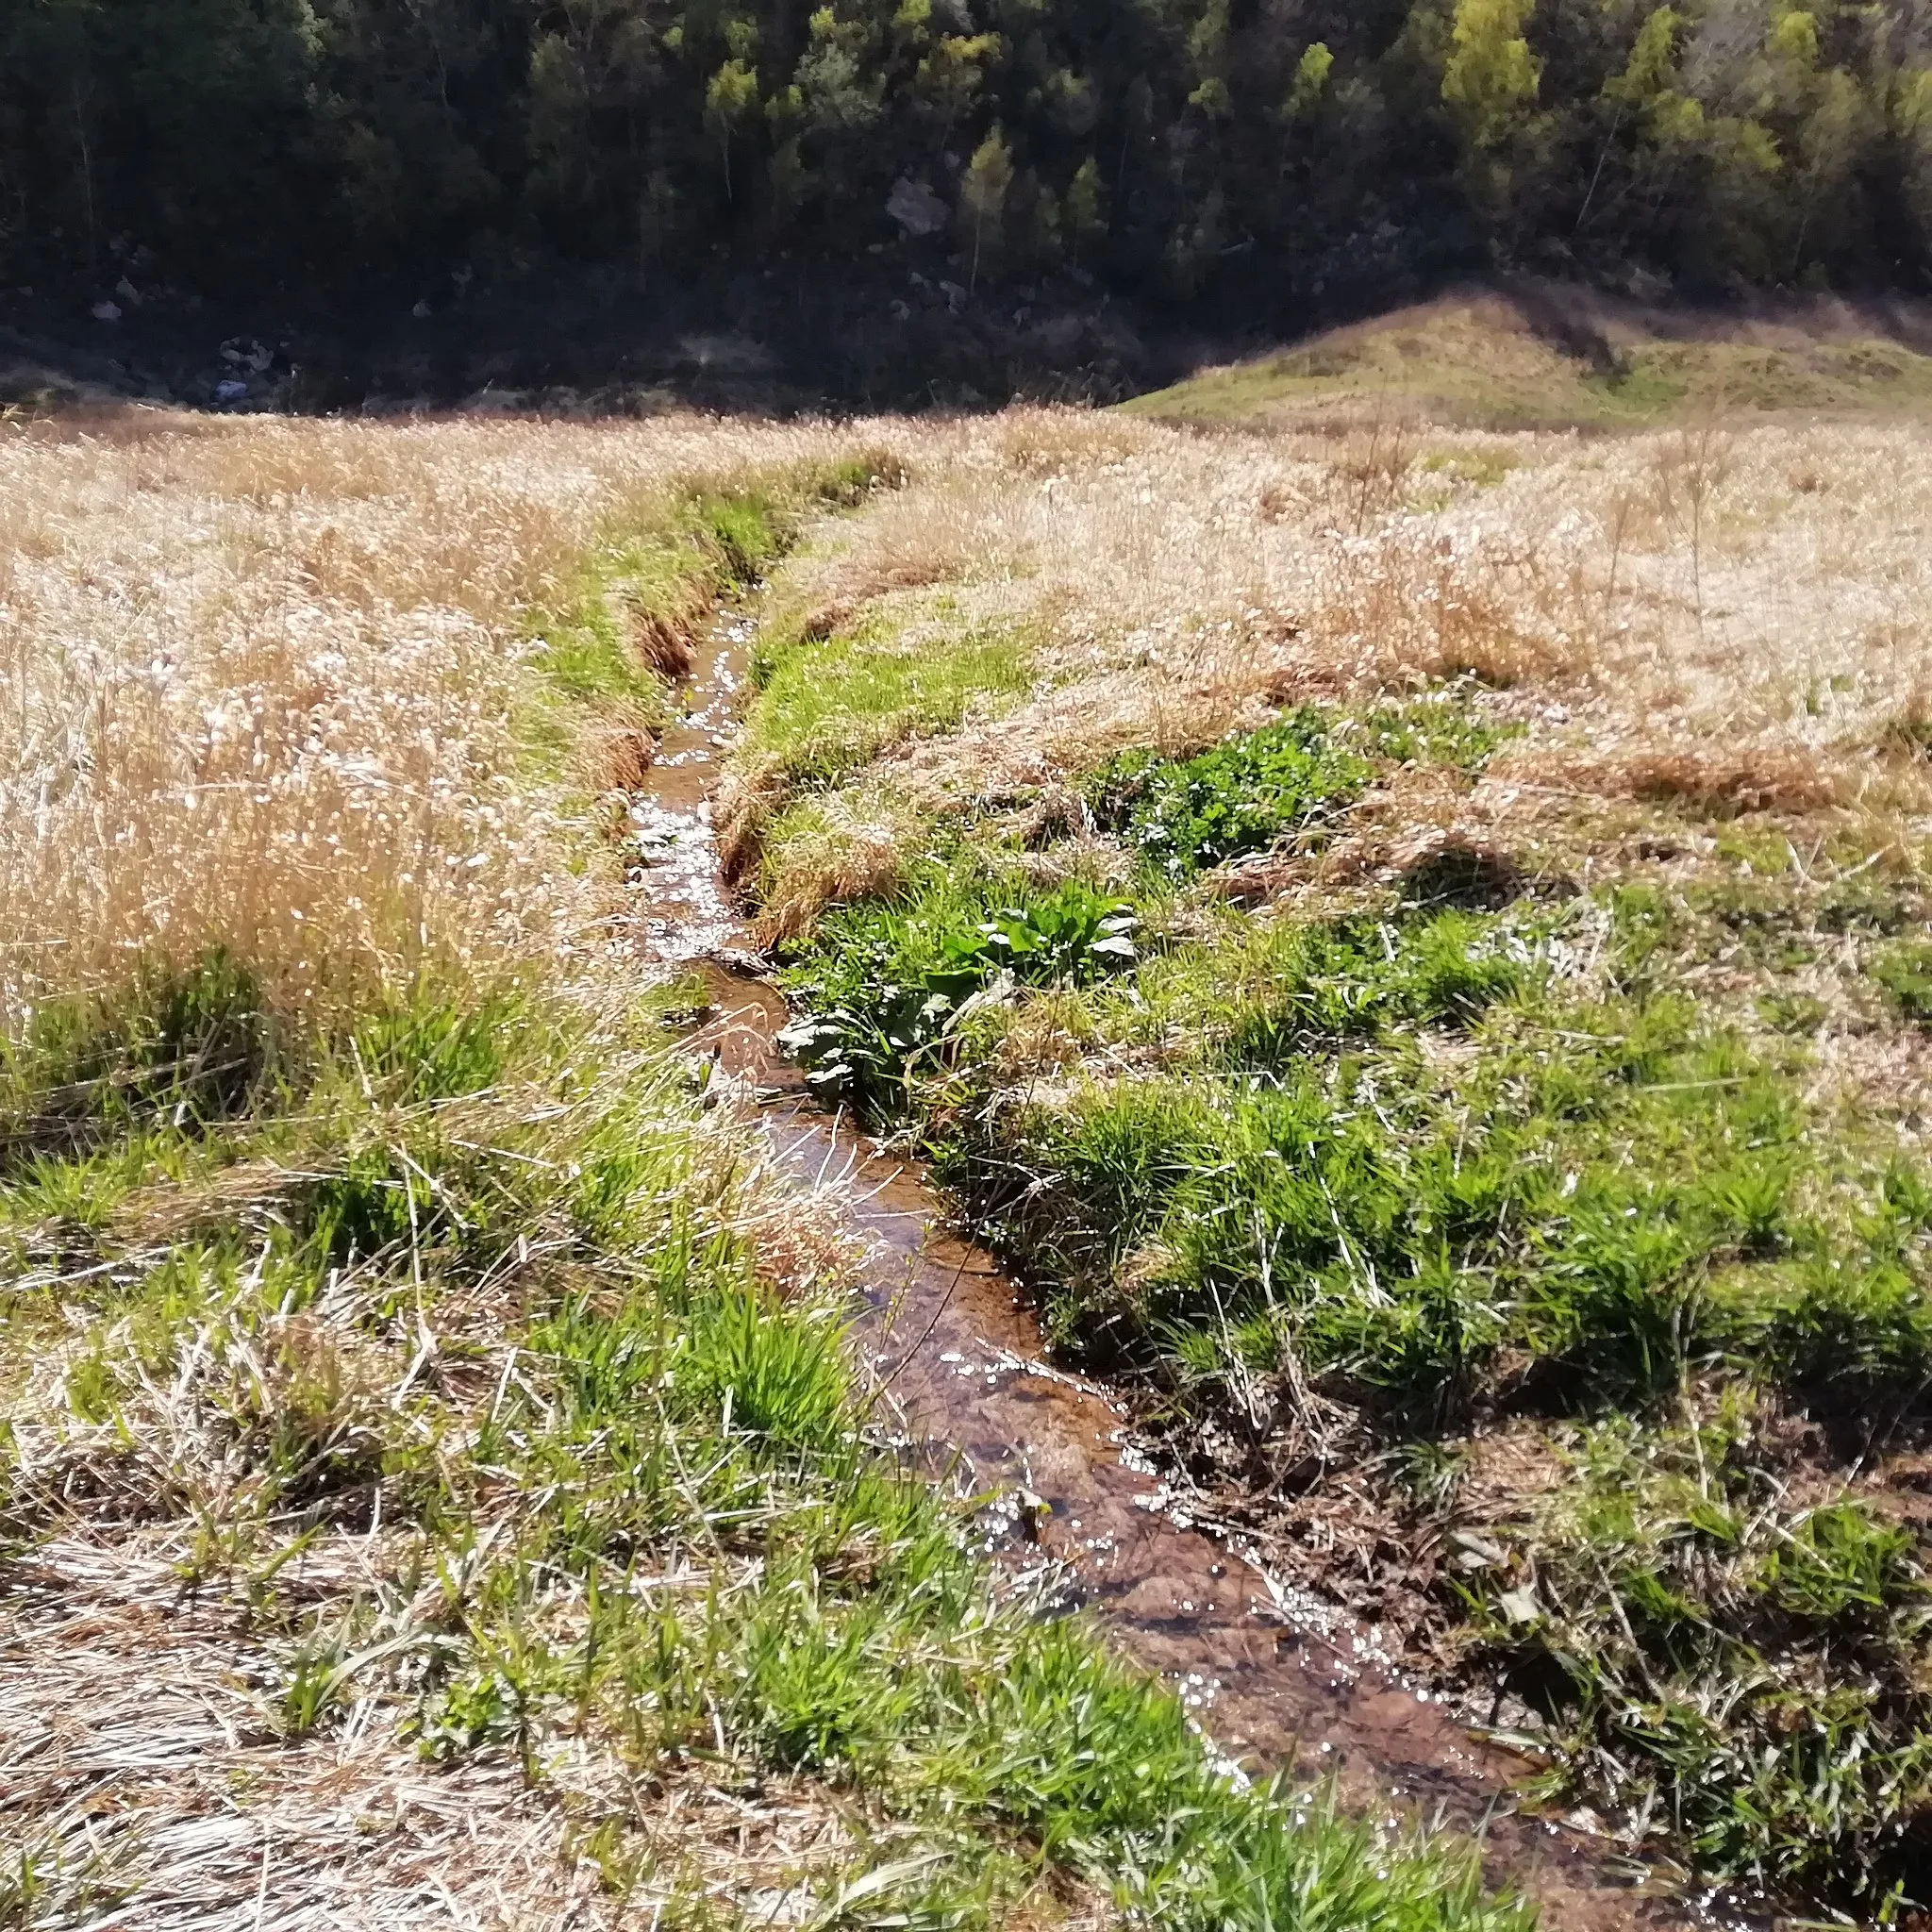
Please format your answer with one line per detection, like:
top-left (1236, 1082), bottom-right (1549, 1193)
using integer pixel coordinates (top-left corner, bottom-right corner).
top-left (8, 0), bottom-right (1932, 314)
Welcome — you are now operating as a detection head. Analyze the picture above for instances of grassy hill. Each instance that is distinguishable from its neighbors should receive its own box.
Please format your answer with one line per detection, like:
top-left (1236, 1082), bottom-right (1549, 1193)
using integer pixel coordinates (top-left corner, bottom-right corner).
top-left (1124, 288), bottom-right (1932, 431)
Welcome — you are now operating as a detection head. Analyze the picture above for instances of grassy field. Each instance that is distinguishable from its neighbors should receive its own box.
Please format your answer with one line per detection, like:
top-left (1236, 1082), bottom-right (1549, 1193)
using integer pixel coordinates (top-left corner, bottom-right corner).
top-left (12, 291), bottom-right (1932, 1923)
top-left (0, 407), bottom-right (1529, 1930)
top-left (727, 320), bottom-right (1932, 1916)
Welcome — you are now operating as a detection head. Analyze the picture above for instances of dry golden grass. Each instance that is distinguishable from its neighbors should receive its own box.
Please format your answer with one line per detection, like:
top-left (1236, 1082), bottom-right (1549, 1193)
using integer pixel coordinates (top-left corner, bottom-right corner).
top-left (752, 403), bottom-right (1932, 901)
top-left (751, 784), bottom-right (927, 944)
top-left (10, 391), bottom-right (1932, 991)
top-left (0, 402), bottom-right (924, 1932)
top-left (3, 1528), bottom-right (891, 1931)
top-left (0, 407), bottom-right (895, 1032)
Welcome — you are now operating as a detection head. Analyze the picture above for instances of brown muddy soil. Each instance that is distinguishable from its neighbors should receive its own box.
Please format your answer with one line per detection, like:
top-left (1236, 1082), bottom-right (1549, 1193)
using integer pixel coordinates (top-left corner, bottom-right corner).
top-left (624, 611), bottom-right (1750, 1932)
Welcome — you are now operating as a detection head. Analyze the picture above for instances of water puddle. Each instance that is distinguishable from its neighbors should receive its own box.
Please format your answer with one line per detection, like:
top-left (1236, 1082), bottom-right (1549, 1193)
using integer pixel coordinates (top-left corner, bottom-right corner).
top-left (628, 613), bottom-right (1738, 1932)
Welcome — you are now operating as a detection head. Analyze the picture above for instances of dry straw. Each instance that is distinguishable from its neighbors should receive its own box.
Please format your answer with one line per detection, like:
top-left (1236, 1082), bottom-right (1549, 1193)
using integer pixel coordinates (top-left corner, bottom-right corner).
top-left (748, 405), bottom-right (1932, 868)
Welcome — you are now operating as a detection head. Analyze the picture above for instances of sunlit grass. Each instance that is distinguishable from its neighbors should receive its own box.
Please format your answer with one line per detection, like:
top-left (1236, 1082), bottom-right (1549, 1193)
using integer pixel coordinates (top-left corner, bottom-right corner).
top-left (770, 695), bottom-right (1932, 1911)
top-left (1, 406), bottom-right (1528, 1931)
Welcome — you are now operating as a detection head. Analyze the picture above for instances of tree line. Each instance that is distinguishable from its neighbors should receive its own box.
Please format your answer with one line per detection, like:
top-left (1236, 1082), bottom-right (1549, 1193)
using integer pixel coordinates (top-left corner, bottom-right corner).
top-left (7, 0), bottom-right (1932, 312)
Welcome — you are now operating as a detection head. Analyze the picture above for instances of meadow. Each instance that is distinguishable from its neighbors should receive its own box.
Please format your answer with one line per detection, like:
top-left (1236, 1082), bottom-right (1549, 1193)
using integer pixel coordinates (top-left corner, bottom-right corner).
top-left (733, 300), bottom-right (1932, 1915)
top-left (8, 291), bottom-right (1932, 1925)
top-left (0, 400), bottom-right (1521, 1929)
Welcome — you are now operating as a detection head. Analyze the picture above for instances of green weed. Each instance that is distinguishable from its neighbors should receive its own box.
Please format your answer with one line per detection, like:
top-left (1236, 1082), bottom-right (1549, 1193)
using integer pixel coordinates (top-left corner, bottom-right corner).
top-left (779, 871), bottom-right (1139, 1105)
top-left (1087, 710), bottom-right (1372, 879)
top-left (1084, 704), bottom-right (1504, 883)
top-left (1459, 1412), bottom-right (1932, 1909)
top-left (1871, 941), bottom-right (1932, 1024)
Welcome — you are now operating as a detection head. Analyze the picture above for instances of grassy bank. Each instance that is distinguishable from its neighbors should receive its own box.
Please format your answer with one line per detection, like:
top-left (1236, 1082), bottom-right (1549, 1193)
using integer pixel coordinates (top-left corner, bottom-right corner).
top-left (735, 396), bottom-right (1932, 1915)
top-left (0, 408), bottom-right (1524, 1930)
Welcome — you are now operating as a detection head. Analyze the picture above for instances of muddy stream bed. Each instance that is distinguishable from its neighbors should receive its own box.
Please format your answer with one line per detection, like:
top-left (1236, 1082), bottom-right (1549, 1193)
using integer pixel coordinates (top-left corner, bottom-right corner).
top-left (625, 615), bottom-right (1738, 1932)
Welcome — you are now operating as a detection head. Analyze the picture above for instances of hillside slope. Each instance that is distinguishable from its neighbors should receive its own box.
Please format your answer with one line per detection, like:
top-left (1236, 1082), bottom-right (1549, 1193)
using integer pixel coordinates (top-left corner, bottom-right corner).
top-left (1129, 287), bottom-right (1932, 430)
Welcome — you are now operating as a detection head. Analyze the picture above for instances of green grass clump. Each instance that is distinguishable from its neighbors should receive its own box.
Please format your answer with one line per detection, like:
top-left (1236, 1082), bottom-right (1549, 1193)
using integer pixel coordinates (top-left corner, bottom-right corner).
top-left (782, 847), bottom-right (1931, 1417)
top-left (967, 946), bottom-right (1932, 1416)
top-left (529, 490), bottom-right (776, 714)
top-left (779, 866), bottom-right (1140, 1106)
top-left (1196, 910), bottom-right (1526, 1061)
top-left (1871, 940), bottom-right (1932, 1024)
top-left (736, 611), bottom-right (1033, 794)
top-left (1459, 1407), bottom-right (1932, 1911)
top-left (1, 949), bottom-right (277, 1160)
top-left (1087, 705), bottom-right (1500, 883)
top-left (1419, 447), bottom-right (1523, 490)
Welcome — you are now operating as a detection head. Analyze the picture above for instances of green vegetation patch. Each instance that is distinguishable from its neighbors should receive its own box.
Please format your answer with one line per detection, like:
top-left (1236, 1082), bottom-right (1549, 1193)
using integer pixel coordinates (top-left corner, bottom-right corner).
top-left (0, 953), bottom-right (1525, 1932)
top-left (1088, 713), bottom-right (1370, 880)
top-left (771, 729), bottom-right (1932, 1909)
top-left (1088, 705), bottom-right (1499, 881)
top-left (521, 454), bottom-right (908, 775)
top-left (779, 867), bottom-right (1141, 1105)
top-left (1871, 940), bottom-right (1932, 1025)
top-left (1419, 447), bottom-right (1524, 490)
top-left (1, 948), bottom-right (279, 1161)
top-left (735, 607), bottom-right (1033, 796)
top-left (1460, 1406), bottom-right (1932, 1910)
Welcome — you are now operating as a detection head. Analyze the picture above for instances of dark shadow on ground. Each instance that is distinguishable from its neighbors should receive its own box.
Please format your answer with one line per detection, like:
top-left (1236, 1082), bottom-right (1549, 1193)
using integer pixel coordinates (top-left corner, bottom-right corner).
top-left (12, 264), bottom-right (1932, 425)
top-left (1, 261), bottom-right (1191, 419)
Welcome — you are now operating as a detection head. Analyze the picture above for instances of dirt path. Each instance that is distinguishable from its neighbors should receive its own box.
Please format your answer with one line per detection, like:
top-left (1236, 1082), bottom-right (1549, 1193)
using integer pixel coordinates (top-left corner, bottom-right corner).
top-left (627, 613), bottom-right (1731, 1932)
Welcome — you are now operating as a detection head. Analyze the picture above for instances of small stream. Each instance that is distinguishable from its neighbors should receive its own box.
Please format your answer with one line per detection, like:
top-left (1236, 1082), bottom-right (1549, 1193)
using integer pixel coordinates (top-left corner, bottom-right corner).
top-left (628, 614), bottom-right (1717, 1932)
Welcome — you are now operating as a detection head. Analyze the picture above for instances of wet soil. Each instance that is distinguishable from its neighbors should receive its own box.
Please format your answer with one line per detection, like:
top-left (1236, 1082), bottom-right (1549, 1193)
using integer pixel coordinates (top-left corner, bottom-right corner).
top-left (626, 614), bottom-right (1732, 1932)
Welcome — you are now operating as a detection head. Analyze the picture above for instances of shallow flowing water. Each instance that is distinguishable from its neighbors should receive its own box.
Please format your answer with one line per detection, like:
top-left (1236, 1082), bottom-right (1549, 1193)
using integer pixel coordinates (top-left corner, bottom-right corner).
top-left (627, 614), bottom-right (1736, 1932)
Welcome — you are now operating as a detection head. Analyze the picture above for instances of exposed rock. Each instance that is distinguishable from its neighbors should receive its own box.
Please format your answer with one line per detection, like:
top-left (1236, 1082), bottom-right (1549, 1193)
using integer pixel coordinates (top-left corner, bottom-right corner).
top-left (886, 176), bottom-right (949, 239)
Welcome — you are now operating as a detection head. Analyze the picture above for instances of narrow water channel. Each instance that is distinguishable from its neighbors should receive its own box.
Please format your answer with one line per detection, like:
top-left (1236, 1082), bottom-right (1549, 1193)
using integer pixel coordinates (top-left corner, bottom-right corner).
top-left (627, 613), bottom-right (1724, 1932)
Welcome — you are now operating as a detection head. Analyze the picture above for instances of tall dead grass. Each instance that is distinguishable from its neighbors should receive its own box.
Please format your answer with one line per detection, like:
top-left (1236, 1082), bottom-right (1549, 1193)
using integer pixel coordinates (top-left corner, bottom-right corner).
top-left (0, 410), bottom-right (891, 1033)
top-left (8, 394), bottom-right (1926, 1024)
top-left (760, 405), bottom-right (1932, 848)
